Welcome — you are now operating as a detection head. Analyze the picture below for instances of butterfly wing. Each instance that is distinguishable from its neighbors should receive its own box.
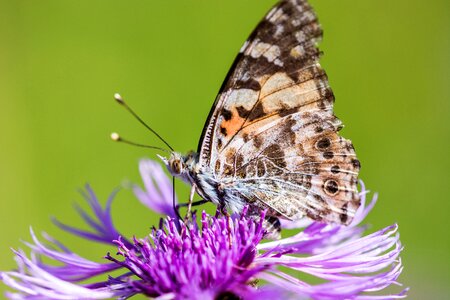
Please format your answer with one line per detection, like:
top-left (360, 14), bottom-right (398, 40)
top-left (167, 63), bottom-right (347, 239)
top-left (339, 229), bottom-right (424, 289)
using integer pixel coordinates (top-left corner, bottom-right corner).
top-left (197, 0), bottom-right (360, 224)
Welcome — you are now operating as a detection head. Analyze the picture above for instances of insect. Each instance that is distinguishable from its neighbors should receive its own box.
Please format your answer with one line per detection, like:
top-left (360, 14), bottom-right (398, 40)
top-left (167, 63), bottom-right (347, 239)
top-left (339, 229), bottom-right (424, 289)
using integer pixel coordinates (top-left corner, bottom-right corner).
top-left (160, 0), bottom-right (361, 227)
top-left (117, 0), bottom-right (361, 229)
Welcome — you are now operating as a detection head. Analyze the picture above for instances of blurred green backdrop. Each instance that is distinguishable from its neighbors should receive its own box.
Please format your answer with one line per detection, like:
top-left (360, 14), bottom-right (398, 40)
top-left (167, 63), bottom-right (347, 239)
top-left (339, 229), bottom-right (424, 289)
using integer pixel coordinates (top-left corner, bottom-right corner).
top-left (0, 0), bottom-right (448, 299)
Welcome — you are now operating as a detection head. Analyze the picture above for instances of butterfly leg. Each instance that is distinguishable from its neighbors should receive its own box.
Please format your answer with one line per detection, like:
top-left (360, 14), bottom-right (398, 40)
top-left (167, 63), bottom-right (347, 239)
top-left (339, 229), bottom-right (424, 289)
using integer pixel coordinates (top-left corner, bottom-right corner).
top-left (177, 199), bottom-right (208, 208)
top-left (218, 204), bottom-right (233, 247)
top-left (184, 185), bottom-right (196, 220)
top-left (262, 216), bottom-right (281, 240)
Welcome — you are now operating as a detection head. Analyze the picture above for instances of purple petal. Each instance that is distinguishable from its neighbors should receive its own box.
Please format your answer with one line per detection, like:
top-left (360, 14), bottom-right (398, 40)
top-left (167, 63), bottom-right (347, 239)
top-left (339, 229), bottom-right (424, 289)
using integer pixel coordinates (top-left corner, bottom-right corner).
top-left (1, 251), bottom-right (119, 299)
top-left (133, 159), bottom-right (177, 218)
top-left (52, 185), bottom-right (133, 249)
top-left (255, 223), bottom-right (404, 299)
top-left (23, 228), bottom-right (121, 282)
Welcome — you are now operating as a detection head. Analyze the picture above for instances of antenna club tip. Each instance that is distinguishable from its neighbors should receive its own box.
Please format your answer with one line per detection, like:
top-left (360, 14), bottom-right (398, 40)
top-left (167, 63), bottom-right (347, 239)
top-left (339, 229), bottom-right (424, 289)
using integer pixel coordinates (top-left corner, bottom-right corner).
top-left (114, 93), bottom-right (124, 104)
top-left (110, 132), bottom-right (121, 141)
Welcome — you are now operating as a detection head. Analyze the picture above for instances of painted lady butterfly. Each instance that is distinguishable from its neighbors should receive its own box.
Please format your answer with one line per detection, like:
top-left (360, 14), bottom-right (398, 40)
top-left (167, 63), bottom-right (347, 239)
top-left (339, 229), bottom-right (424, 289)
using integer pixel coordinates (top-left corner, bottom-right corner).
top-left (161, 0), bottom-right (361, 227)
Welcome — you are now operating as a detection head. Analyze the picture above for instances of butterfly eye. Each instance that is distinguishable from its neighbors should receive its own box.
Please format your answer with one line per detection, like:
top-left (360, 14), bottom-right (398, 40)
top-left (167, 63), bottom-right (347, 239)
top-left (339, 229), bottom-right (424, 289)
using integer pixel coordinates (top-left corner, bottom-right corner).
top-left (170, 160), bottom-right (182, 175)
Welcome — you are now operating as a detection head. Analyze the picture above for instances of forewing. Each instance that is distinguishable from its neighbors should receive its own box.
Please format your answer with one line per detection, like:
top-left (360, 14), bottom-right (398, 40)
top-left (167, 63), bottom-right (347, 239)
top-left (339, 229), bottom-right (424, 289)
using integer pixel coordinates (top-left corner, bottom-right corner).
top-left (198, 0), bottom-right (361, 224)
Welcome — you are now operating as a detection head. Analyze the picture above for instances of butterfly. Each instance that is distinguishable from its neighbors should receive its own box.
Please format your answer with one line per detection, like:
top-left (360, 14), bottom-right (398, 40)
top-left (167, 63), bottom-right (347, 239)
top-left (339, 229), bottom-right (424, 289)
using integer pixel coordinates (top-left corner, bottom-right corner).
top-left (160, 0), bottom-right (361, 228)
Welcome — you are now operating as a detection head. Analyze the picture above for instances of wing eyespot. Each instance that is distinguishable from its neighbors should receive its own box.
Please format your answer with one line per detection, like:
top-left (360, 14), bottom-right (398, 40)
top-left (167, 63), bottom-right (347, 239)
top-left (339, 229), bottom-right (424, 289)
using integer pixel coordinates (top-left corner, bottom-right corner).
top-left (323, 179), bottom-right (339, 196)
top-left (315, 137), bottom-right (331, 150)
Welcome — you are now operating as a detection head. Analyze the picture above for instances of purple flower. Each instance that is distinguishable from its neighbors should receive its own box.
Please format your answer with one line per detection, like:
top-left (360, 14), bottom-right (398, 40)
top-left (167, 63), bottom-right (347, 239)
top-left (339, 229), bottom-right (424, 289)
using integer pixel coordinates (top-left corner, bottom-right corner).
top-left (1, 159), bottom-right (408, 299)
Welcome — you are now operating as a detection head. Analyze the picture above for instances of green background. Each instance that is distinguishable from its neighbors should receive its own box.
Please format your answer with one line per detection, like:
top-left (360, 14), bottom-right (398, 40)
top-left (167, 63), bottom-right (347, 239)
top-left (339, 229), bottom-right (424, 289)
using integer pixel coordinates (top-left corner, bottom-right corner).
top-left (0, 0), bottom-right (448, 299)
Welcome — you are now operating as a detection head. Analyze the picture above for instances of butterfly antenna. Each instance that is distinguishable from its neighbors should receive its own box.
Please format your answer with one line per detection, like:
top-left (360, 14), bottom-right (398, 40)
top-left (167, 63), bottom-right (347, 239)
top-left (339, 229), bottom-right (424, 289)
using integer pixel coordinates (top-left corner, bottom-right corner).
top-left (111, 132), bottom-right (171, 153)
top-left (114, 93), bottom-right (174, 151)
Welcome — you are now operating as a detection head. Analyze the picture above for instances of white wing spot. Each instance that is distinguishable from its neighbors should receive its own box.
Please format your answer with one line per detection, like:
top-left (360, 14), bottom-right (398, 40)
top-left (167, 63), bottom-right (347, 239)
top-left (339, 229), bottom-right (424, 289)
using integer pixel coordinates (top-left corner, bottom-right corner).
top-left (274, 58), bottom-right (284, 67)
top-left (292, 19), bottom-right (301, 27)
top-left (275, 24), bottom-right (284, 37)
top-left (295, 31), bottom-right (306, 43)
top-left (224, 89), bottom-right (259, 111)
top-left (249, 41), bottom-right (281, 65)
top-left (266, 8), bottom-right (284, 23)
top-left (290, 45), bottom-right (306, 58)
top-left (264, 45), bottom-right (281, 63)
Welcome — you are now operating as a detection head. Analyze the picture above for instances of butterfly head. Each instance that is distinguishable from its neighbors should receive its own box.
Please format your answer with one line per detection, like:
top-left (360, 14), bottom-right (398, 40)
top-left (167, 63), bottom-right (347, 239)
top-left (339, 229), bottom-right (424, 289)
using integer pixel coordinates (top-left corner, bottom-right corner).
top-left (158, 151), bottom-right (199, 182)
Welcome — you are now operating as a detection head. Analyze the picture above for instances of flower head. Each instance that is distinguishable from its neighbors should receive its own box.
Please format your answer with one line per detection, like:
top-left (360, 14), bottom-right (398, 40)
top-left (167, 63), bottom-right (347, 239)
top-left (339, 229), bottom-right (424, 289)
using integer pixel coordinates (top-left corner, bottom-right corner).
top-left (1, 159), bottom-right (408, 299)
top-left (105, 209), bottom-right (267, 299)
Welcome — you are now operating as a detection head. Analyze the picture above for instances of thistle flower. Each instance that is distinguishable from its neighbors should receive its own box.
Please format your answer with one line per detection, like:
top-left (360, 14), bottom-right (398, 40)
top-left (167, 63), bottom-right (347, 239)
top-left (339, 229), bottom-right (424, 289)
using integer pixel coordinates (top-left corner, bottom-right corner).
top-left (1, 159), bottom-right (408, 299)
